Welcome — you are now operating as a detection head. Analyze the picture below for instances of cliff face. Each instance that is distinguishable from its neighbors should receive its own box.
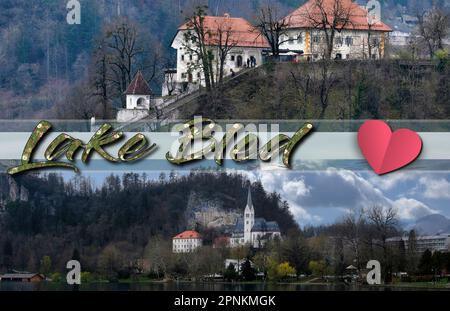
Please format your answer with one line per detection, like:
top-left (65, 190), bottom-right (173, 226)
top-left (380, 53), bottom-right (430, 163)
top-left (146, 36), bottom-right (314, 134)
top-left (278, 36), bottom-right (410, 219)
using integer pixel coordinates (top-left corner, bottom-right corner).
top-left (0, 174), bottom-right (29, 212)
top-left (185, 191), bottom-right (241, 230)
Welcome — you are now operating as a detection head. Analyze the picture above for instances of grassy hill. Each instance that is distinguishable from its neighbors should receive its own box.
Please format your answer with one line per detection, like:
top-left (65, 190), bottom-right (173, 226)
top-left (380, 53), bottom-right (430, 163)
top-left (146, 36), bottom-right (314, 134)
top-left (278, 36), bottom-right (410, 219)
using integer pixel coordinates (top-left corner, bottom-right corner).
top-left (180, 59), bottom-right (450, 120)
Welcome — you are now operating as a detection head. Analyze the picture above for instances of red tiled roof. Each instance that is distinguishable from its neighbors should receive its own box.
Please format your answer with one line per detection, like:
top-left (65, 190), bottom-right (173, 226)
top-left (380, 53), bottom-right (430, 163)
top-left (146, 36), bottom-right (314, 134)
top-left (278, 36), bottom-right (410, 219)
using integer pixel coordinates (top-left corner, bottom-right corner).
top-left (124, 71), bottom-right (152, 95)
top-left (283, 0), bottom-right (392, 32)
top-left (178, 15), bottom-right (270, 48)
top-left (173, 230), bottom-right (202, 239)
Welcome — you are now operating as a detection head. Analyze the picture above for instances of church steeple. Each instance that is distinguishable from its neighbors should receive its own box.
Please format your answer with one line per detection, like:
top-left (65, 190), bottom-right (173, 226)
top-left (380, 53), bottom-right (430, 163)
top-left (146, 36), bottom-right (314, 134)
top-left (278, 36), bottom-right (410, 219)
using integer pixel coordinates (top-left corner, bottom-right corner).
top-left (244, 186), bottom-right (255, 244)
top-left (247, 186), bottom-right (253, 210)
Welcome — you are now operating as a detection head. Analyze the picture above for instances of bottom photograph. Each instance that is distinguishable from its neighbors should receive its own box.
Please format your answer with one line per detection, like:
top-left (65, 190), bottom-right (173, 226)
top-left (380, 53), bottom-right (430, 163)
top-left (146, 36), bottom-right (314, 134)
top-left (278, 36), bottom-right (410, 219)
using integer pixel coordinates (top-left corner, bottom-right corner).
top-left (1, 168), bottom-right (450, 297)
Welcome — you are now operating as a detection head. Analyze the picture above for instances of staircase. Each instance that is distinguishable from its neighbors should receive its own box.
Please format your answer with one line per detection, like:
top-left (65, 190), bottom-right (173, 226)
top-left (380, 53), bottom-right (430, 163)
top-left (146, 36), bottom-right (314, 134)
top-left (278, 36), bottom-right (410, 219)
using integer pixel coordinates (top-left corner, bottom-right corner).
top-left (117, 66), bottom-right (260, 131)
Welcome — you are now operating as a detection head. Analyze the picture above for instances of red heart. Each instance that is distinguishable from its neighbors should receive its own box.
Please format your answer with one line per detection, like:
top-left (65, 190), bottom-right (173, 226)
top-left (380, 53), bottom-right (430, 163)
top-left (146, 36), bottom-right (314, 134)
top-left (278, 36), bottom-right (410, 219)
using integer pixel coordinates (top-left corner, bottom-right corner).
top-left (358, 120), bottom-right (422, 175)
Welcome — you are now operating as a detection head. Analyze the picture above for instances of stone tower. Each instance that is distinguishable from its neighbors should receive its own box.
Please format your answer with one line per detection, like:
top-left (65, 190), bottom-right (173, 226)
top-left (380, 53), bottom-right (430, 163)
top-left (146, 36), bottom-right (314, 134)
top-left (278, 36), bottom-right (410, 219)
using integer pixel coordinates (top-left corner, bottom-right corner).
top-left (244, 186), bottom-right (255, 244)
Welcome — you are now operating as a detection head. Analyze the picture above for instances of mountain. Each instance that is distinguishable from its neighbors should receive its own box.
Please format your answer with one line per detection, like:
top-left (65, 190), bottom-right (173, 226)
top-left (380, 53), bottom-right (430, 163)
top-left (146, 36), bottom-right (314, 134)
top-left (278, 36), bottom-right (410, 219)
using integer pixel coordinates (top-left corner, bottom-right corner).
top-left (413, 214), bottom-right (450, 235)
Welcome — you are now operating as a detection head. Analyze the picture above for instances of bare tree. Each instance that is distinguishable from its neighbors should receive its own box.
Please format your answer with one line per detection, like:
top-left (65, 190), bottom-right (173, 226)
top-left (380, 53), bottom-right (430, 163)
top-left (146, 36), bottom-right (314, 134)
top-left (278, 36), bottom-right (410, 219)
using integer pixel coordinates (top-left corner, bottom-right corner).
top-left (254, 4), bottom-right (292, 59)
top-left (183, 6), bottom-right (216, 91)
top-left (164, 68), bottom-right (177, 96)
top-left (305, 0), bottom-right (353, 60)
top-left (367, 205), bottom-right (398, 282)
top-left (141, 40), bottom-right (164, 86)
top-left (91, 42), bottom-right (112, 119)
top-left (57, 80), bottom-right (96, 119)
top-left (212, 18), bottom-right (238, 83)
top-left (416, 8), bottom-right (450, 58)
top-left (336, 209), bottom-right (366, 270)
top-left (316, 61), bottom-right (337, 118)
top-left (105, 20), bottom-right (143, 106)
top-left (290, 69), bottom-right (311, 117)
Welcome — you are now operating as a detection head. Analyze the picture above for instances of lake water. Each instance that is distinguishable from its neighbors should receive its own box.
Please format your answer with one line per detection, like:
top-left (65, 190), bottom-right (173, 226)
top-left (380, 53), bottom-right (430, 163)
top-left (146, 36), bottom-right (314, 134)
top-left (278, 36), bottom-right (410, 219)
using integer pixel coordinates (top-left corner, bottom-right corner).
top-left (0, 281), bottom-right (446, 291)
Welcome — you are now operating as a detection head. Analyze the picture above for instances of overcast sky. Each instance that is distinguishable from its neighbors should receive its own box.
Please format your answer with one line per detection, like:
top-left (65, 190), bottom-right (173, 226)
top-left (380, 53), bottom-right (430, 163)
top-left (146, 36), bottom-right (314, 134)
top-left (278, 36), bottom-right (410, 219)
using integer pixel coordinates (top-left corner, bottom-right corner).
top-left (244, 169), bottom-right (450, 227)
top-left (65, 167), bottom-right (450, 228)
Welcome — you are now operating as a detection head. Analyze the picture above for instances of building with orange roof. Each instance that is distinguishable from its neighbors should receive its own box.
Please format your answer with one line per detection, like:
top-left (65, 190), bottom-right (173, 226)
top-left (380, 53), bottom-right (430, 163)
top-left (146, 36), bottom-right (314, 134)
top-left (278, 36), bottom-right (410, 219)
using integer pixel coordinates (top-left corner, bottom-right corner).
top-left (280, 0), bottom-right (392, 60)
top-left (162, 13), bottom-right (269, 96)
top-left (117, 71), bottom-right (154, 122)
top-left (172, 230), bottom-right (203, 253)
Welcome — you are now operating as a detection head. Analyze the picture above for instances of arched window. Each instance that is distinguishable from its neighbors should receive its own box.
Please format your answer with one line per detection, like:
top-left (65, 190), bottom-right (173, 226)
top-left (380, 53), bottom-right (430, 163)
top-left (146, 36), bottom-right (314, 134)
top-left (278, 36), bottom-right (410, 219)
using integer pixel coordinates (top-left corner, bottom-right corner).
top-left (136, 97), bottom-right (147, 109)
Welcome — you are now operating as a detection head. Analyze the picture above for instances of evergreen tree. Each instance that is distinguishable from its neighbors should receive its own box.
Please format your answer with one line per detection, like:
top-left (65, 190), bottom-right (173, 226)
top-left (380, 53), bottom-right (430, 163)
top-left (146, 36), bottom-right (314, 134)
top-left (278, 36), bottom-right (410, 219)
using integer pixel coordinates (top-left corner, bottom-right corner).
top-left (223, 263), bottom-right (238, 281)
top-left (418, 249), bottom-right (433, 275)
top-left (240, 258), bottom-right (256, 281)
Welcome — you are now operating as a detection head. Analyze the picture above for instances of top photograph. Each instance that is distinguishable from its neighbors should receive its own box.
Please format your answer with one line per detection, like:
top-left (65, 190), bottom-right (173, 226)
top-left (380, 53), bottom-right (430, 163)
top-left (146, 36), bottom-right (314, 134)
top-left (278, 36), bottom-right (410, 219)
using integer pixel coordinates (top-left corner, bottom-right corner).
top-left (0, 0), bottom-right (449, 121)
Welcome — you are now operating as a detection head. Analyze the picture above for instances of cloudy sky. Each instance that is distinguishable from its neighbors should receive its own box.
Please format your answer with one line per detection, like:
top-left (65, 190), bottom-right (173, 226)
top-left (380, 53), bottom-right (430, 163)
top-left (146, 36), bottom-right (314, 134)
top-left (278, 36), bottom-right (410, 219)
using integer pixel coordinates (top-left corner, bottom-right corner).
top-left (244, 168), bottom-right (450, 227)
top-left (71, 166), bottom-right (450, 228)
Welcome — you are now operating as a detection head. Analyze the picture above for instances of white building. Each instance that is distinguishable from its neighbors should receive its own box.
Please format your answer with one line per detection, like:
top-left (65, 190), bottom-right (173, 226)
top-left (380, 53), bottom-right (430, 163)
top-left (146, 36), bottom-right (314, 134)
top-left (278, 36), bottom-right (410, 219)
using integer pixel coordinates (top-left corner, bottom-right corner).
top-left (163, 14), bottom-right (269, 96)
top-left (386, 234), bottom-right (450, 253)
top-left (230, 187), bottom-right (281, 248)
top-left (225, 258), bottom-right (255, 272)
top-left (116, 71), bottom-right (153, 122)
top-left (172, 230), bottom-right (203, 253)
top-left (279, 0), bottom-right (392, 60)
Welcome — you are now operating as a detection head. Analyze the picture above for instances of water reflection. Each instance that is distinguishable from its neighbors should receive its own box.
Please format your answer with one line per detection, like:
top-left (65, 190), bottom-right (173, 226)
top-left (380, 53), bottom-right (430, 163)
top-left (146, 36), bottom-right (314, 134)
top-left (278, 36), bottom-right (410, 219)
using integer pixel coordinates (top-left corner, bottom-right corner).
top-left (0, 281), bottom-right (445, 291)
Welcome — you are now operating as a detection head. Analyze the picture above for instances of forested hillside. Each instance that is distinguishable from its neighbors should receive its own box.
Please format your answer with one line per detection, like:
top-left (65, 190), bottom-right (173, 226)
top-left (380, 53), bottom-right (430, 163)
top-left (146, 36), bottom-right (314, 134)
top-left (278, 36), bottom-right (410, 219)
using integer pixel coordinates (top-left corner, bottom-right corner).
top-left (181, 59), bottom-right (450, 119)
top-left (0, 0), bottom-right (440, 119)
top-left (0, 172), bottom-right (298, 272)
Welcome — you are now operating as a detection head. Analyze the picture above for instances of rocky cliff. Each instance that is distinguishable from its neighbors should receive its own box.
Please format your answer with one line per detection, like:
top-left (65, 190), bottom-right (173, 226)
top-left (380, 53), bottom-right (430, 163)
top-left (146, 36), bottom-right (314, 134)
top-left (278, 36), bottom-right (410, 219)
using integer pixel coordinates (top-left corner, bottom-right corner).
top-left (0, 174), bottom-right (29, 212)
top-left (185, 191), bottom-right (241, 230)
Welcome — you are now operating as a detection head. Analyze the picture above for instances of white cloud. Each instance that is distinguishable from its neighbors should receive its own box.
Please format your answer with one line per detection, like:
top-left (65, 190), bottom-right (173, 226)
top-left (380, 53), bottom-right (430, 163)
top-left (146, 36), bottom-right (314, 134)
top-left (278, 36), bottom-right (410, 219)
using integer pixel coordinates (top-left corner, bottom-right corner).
top-left (368, 172), bottom-right (417, 191)
top-left (393, 198), bottom-right (439, 220)
top-left (419, 177), bottom-right (450, 199)
top-left (282, 179), bottom-right (311, 198)
top-left (232, 168), bottom-right (440, 225)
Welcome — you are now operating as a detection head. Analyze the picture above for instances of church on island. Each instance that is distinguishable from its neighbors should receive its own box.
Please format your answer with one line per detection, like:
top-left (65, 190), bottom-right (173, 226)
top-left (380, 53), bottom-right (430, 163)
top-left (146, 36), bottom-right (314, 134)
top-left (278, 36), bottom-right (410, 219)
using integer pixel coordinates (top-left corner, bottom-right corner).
top-left (230, 187), bottom-right (281, 248)
top-left (172, 187), bottom-right (281, 253)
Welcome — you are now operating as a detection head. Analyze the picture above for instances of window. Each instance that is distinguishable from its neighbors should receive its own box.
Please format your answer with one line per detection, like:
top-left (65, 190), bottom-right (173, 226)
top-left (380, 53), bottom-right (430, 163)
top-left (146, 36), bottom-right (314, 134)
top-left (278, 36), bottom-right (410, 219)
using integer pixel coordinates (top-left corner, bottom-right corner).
top-left (231, 55), bottom-right (235, 61)
top-left (289, 36), bottom-right (294, 45)
top-left (190, 55), bottom-right (193, 61)
top-left (345, 36), bottom-right (353, 46)
top-left (237, 55), bottom-right (243, 67)
top-left (181, 73), bottom-right (186, 79)
top-left (313, 36), bottom-right (320, 43)
top-left (136, 97), bottom-right (147, 108)
top-left (181, 55), bottom-right (185, 61)
top-left (372, 38), bottom-right (379, 46)
top-left (335, 37), bottom-right (343, 45)
top-left (297, 33), bottom-right (303, 44)
top-left (197, 72), bottom-right (201, 78)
